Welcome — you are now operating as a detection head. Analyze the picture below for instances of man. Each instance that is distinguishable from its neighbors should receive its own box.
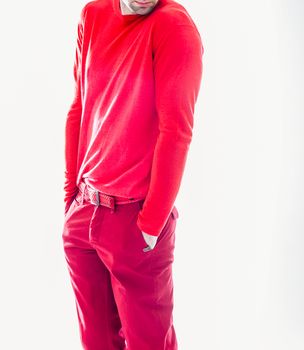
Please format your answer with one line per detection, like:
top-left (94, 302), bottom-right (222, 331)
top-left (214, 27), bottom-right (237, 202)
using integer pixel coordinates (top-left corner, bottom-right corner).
top-left (62, 0), bottom-right (203, 349)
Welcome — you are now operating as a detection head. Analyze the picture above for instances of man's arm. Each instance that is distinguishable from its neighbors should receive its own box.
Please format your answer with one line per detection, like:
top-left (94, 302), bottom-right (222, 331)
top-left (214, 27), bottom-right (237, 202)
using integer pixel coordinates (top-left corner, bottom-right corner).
top-left (63, 7), bottom-right (86, 215)
top-left (136, 24), bottom-right (204, 236)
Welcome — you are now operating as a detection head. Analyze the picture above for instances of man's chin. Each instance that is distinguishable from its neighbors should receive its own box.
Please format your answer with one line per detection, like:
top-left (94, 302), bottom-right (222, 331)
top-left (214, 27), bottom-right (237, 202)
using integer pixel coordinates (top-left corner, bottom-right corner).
top-left (130, 4), bottom-right (155, 15)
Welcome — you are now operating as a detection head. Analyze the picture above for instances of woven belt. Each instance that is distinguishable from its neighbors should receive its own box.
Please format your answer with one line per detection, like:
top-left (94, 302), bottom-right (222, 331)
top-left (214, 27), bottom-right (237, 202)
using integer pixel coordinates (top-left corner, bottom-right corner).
top-left (76, 180), bottom-right (143, 212)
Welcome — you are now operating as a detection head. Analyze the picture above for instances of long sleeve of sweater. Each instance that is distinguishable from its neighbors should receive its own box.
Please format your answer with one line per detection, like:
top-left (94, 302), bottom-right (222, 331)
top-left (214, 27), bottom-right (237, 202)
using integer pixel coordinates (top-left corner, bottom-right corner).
top-left (63, 7), bottom-right (86, 213)
top-left (136, 23), bottom-right (204, 236)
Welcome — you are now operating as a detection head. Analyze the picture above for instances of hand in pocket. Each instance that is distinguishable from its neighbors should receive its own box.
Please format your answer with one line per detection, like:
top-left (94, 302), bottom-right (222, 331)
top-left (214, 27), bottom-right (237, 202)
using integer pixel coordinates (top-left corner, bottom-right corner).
top-left (141, 231), bottom-right (158, 251)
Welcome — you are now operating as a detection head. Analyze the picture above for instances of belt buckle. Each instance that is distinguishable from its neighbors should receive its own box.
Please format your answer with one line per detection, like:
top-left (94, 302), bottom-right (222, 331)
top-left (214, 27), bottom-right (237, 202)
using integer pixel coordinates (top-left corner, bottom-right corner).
top-left (95, 189), bottom-right (100, 206)
top-left (92, 188), bottom-right (115, 213)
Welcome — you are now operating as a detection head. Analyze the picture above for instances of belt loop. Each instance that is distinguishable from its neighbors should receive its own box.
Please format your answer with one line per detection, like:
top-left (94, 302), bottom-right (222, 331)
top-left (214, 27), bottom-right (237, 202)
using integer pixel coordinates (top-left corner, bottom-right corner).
top-left (111, 198), bottom-right (116, 213)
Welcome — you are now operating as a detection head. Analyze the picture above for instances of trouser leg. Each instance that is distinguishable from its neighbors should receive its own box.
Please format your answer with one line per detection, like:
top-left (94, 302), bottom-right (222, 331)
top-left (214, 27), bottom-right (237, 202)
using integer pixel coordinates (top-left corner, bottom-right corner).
top-left (90, 200), bottom-right (179, 350)
top-left (62, 199), bottom-right (126, 350)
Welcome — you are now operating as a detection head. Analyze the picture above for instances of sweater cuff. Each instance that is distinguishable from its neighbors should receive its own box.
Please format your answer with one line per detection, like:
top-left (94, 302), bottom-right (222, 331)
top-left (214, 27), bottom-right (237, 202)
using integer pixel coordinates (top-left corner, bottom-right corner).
top-left (136, 205), bottom-right (178, 237)
top-left (64, 173), bottom-right (78, 204)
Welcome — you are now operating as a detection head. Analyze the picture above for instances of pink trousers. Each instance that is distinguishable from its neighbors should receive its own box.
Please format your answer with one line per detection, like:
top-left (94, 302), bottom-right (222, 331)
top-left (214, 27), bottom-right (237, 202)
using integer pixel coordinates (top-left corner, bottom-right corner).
top-left (61, 189), bottom-right (179, 350)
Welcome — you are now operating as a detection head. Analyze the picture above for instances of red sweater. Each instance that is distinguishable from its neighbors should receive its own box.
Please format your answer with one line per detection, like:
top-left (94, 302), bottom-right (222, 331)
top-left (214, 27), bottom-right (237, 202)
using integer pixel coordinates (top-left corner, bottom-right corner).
top-left (64, 0), bottom-right (204, 236)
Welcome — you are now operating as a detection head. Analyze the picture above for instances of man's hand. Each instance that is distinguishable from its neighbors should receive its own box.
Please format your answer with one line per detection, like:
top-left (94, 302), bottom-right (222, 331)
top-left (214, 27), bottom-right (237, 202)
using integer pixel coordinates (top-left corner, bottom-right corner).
top-left (141, 231), bottom-right (158, 252)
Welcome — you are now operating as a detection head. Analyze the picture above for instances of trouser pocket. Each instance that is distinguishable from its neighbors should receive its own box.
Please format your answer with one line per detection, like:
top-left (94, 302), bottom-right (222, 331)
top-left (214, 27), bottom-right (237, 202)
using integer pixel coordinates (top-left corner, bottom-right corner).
top-left (136, 201), bottom-right (178, 253)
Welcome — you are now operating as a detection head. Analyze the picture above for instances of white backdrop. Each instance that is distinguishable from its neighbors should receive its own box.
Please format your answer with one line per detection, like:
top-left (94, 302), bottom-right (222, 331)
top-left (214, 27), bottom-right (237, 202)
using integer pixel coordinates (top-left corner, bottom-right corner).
top-left (0, 0), bottom-right (303, 349)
